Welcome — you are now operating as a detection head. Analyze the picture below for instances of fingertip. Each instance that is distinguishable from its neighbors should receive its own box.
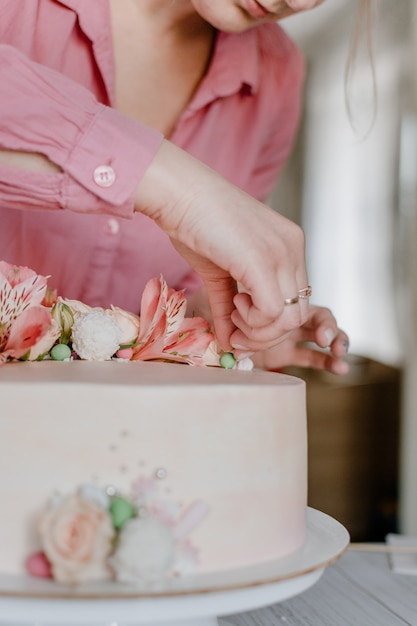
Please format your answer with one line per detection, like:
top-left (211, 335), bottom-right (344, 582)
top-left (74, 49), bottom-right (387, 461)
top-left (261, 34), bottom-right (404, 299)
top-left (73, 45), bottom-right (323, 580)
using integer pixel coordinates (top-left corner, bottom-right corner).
top-left (211, 319), bottom-right (234, 353)
top-left (331, 359), bottom-right (350, 375)
top-left (331, 337), bottom-right (350, 358)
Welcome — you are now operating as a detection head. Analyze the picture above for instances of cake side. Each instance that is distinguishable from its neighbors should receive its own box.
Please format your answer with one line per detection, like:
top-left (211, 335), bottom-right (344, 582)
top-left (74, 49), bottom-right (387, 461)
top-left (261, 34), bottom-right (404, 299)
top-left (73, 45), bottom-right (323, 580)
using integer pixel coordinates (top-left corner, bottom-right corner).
top-left (0, 361), bottom-right (307, 581)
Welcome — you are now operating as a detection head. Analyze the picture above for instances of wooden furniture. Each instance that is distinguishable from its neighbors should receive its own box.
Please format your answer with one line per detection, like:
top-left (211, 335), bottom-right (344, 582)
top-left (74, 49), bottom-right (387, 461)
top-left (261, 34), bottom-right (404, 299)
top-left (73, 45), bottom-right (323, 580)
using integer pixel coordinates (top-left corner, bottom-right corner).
top-left (285, 357), bottom-right (401, 541)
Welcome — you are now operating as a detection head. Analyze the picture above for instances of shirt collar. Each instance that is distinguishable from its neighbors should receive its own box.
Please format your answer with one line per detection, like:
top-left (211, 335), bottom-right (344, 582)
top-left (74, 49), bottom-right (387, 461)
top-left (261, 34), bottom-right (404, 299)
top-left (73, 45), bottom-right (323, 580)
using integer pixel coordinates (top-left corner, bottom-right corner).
top-left (55, 0), bottom-right (109, 39)
top-left (54, 2), bottom-right (260, 111)
top-left (55, 0), bottom-right (115, 103)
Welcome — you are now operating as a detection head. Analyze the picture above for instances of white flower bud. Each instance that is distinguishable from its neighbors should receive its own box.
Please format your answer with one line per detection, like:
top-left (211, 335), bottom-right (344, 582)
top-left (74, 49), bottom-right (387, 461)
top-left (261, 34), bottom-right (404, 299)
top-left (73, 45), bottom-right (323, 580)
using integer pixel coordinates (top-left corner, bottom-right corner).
top-left (235, 357), bottom-right (254, 371)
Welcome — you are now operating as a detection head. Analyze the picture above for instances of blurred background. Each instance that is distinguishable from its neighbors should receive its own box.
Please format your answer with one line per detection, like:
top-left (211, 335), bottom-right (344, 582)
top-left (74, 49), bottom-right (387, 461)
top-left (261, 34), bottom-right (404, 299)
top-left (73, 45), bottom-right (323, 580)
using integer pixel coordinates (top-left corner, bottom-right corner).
top-left (270, 0), bottom-right (417, 541)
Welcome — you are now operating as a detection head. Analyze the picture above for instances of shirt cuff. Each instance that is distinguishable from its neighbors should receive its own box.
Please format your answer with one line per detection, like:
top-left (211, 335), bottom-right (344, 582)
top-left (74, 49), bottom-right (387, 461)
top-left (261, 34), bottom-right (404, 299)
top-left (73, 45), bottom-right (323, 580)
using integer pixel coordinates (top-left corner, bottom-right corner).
top-left (63, 106), bottom-right (164, 210)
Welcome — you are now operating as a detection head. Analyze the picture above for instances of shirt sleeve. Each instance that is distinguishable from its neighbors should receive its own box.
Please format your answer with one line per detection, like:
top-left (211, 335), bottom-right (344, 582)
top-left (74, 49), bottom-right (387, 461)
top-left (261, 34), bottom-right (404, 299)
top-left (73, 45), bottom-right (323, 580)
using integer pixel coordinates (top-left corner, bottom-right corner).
top-left (0, 45), bottom-right (163, 217)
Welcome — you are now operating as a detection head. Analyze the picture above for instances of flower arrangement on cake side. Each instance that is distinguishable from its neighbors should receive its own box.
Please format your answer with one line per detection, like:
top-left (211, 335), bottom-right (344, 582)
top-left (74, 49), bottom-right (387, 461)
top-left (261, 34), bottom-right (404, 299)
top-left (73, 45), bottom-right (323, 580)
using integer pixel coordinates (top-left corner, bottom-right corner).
top-left (25, 472), bottom-right (210, 585)
top-left (0, 260), bottom-right (251, 370)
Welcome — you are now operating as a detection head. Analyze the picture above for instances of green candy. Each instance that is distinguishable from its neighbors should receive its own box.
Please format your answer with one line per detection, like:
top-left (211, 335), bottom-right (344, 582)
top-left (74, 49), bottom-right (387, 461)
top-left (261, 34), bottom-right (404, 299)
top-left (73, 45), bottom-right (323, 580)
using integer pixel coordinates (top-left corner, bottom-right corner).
top-left (220, 352), bottom-right (236, 370)
top-left (110, 496), bottom-right (135, 530)
top-left (50, 343), bottom-right (72, 361)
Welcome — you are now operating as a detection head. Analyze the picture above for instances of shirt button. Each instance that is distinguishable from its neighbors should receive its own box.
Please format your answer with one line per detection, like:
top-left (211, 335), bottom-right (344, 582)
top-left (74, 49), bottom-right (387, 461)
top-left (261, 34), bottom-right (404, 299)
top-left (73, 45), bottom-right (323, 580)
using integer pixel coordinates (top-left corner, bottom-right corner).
top-left (106, 218), bottom-right (120, 235)
top-left (93, 165), bottom-right (116, 187)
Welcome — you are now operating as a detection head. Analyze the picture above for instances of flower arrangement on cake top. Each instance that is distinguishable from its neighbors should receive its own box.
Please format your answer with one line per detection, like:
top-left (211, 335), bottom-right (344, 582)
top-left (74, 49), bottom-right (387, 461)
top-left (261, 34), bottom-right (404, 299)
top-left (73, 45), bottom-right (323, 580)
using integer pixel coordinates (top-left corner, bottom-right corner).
top-left (0, 260), bottom-right (250, 369)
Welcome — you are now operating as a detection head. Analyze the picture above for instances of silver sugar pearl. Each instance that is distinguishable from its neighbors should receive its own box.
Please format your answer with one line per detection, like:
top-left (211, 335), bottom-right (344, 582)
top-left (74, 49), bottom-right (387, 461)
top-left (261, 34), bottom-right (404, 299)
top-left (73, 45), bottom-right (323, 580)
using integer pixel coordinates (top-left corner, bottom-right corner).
top-left (105, 485), bottom-right (117, 497)
top-left (155, 467), bottom-right (167, 480)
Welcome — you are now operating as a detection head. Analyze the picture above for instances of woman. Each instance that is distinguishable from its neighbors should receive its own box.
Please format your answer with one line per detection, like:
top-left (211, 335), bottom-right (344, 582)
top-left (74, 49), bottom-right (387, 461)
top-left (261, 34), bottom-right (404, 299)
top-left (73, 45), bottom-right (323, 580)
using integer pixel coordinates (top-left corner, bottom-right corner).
top-left (0, 0), bottom-right (348, 373)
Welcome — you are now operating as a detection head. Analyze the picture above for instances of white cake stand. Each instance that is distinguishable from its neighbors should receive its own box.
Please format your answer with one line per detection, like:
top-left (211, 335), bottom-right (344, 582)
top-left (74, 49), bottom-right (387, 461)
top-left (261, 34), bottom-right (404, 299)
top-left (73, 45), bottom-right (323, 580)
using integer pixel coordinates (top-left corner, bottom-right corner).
top-left (0, 508), bottom-right (349, 626)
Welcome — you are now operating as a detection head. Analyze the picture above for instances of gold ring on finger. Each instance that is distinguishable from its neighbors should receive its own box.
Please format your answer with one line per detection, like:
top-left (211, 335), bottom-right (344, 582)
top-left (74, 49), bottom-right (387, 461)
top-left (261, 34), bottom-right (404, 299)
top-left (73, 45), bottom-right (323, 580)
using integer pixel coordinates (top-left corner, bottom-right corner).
top-left (284, 295), bottom-right (300, 306)
top-left (298, 285), bottom-right (312, 299)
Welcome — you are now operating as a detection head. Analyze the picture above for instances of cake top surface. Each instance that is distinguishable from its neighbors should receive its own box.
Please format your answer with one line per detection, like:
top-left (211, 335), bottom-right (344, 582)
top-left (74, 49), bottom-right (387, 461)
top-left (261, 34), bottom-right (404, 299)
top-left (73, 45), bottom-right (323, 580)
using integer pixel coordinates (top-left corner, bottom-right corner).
top-left (0, 360), bottom-right (304, 389)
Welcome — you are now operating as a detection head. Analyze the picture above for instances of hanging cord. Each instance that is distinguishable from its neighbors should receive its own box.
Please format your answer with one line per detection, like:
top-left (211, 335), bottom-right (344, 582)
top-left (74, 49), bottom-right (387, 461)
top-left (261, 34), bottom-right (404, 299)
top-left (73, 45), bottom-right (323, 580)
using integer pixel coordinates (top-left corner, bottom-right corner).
top-left (344, 0), bottom-right (378, 138)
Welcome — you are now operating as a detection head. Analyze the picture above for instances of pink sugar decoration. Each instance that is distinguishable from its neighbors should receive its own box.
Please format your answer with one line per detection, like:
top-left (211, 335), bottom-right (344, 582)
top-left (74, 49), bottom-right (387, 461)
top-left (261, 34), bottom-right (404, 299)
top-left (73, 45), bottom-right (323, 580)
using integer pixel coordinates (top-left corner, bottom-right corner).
top-left (131, 475), bottom-right (156, 496)
top-left (174, 501), bottom-right (211, 540)
top-left (25, 551), bottom-right (53, 579)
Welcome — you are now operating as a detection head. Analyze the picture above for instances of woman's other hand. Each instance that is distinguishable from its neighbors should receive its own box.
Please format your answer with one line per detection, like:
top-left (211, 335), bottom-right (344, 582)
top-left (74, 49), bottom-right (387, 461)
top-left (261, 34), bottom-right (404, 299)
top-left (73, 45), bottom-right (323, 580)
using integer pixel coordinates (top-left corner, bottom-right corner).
top-left (252, 305), bottom-right (350, 375)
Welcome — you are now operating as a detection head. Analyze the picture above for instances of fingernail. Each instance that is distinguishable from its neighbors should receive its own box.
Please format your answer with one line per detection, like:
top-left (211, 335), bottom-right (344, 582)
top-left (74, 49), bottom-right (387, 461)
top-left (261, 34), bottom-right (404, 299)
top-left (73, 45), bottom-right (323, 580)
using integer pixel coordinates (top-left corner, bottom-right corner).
top-left (342, 340), bottom-right (349, 354)
top-left (237, 351), bottom-right (255, 361)
top-left (324, 329), bottom-right (335, 347)
top-left (338, 360), bottom-right (350, 375)
top-left (232, 344), bottom-right (250, 351)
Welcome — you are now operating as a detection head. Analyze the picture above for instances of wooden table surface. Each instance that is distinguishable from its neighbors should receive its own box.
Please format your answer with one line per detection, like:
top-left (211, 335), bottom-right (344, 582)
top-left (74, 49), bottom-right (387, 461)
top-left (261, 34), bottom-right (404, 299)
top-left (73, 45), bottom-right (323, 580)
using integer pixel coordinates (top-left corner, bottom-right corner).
top-left (221, 550), bottom-right (417, 626)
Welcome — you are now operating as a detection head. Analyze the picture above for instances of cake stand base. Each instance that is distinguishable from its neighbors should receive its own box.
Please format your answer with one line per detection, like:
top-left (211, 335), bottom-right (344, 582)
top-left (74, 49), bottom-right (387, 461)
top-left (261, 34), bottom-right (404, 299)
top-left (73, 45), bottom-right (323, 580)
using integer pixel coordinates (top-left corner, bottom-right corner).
top-left (0, 509), bottom-right (349, 626)
top-left (0, 569), bottom-right (323, 626)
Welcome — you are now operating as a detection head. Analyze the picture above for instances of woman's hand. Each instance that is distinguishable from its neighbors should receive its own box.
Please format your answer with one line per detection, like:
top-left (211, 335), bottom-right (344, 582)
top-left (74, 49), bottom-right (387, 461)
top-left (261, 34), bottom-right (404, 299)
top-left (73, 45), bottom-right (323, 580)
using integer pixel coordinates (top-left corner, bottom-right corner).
top-left (135, 140), bottom-right (309, 353)
top-left (252, 305), bottom-right (350, 375)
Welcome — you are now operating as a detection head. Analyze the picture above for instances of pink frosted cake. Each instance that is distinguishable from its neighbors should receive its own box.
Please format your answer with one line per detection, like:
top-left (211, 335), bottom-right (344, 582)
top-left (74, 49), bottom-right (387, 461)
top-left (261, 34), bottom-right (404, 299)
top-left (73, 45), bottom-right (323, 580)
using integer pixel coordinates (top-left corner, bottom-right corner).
top-left (0, 361), bottom-right (307, 584)
top-left (0, 260), bottom-right (307, 586)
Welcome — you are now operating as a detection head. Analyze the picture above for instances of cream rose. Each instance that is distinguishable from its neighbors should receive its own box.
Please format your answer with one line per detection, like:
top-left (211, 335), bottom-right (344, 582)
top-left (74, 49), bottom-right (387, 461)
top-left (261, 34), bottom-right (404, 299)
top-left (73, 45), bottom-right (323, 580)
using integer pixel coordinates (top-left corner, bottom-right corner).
top-left (39, 493), bottom-right (115, 584)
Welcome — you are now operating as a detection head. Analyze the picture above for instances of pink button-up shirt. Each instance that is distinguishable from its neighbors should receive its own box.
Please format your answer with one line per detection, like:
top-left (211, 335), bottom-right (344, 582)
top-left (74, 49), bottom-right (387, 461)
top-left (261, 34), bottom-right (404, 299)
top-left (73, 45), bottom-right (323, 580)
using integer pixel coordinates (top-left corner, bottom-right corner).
top-left (0, 0), bottom-right (304, 313)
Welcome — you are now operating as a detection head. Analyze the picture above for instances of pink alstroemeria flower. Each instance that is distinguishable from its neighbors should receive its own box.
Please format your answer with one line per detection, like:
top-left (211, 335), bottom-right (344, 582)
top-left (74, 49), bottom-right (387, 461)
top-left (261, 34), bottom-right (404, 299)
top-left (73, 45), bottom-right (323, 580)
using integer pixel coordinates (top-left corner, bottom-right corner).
top-left (132, 277), bottom-right (215, 366)
top-left (41, 287), bottom-right (58, 308)
top-left (0, 261), bottom-right (60, 362)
